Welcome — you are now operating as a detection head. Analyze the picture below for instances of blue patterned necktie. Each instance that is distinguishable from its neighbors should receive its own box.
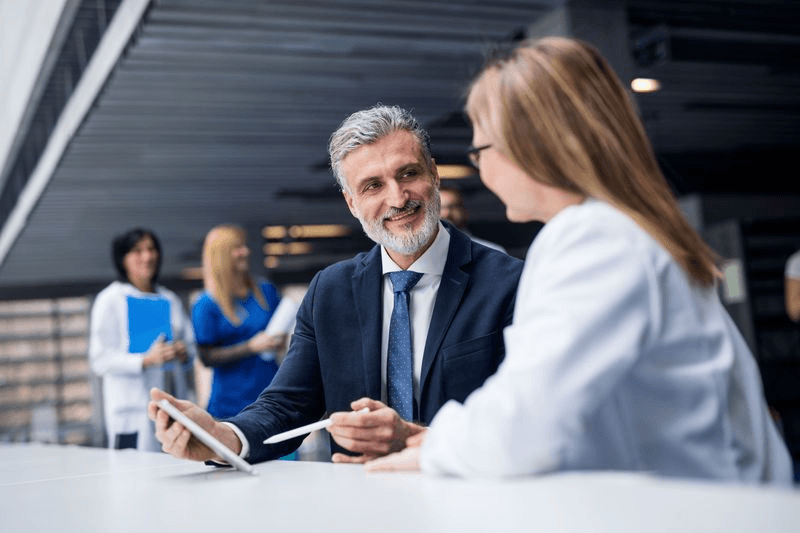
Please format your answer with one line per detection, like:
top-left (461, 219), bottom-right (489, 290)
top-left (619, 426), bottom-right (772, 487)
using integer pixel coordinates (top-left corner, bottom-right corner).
top-left (387, 270), bottom-right (423, 421)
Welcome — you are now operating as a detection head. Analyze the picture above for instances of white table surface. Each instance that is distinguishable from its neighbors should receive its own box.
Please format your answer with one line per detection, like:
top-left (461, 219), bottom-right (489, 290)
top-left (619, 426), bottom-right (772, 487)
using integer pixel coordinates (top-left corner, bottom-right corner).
top-left (1, 443), bottom-right (798, 532)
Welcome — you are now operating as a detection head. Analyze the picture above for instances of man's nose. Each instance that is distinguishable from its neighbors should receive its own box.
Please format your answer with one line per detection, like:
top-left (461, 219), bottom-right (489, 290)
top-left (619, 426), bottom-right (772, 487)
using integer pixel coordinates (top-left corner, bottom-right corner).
top-left (387, 180), bottom-right (409, 208)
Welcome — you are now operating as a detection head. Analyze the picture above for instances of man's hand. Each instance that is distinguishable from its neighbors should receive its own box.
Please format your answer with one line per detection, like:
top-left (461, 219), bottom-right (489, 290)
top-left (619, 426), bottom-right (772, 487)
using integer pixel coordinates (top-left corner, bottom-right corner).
top-left (147, 388), bottom-right (241, 462)
top-left (327, 398), bottom-right (425, 464)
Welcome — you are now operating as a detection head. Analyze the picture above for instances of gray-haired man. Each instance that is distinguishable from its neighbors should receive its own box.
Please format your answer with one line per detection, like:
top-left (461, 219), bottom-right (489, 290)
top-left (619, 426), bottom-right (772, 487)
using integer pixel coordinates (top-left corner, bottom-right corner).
top-left (150, 105), bottom-right (523, 464)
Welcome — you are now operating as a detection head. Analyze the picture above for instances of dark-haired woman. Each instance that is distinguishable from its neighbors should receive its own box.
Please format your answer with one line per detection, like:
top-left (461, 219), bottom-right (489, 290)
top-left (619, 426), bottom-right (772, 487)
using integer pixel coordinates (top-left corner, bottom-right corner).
top-left (89, 228), bottom-right (196, 451)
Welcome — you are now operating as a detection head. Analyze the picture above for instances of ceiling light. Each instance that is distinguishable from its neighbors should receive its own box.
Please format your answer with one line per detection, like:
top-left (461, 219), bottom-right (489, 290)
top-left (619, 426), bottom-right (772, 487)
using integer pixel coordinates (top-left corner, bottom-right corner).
top-left (437, 164), bottom-right (475, 179)
top-left (631, 78), bottom-right (661, 93)
top-left (288, 224), bottom-right (350, 239)
top-left (262, 226), bottom-right (288, 239)
top-left (263, 242), bottom-right (313, 255)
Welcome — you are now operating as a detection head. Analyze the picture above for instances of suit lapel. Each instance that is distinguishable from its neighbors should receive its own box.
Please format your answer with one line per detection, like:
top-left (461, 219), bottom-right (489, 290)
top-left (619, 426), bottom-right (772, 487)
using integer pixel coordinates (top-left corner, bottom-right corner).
top-left (352, 246), bottom-right (384, 401)
top-left (420, 225), bottom-right (471, 393)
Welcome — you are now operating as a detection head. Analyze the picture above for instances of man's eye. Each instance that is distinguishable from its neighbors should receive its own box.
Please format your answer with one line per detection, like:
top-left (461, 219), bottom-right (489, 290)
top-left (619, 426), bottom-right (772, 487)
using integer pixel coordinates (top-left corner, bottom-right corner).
top-left (364, 182), bottom-right (381, 191)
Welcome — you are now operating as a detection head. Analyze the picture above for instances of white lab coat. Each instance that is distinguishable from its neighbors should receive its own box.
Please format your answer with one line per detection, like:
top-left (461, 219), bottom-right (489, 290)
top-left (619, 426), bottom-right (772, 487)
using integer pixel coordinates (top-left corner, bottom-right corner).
top-left (421, 199), bottom-right (793, 485)
top-left (89, 281), bottom-right (196, 451)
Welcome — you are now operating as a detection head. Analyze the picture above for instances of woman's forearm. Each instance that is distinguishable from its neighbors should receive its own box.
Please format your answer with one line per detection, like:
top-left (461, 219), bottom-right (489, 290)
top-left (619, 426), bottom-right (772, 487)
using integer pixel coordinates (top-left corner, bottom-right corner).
top-left (198, 341), bottom-right (253, 367)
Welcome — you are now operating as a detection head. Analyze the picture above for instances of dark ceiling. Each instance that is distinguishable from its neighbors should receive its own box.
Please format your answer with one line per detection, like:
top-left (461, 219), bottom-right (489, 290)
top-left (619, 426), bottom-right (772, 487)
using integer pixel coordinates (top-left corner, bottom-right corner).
top-left (1, 0), bottom-right (799, 298)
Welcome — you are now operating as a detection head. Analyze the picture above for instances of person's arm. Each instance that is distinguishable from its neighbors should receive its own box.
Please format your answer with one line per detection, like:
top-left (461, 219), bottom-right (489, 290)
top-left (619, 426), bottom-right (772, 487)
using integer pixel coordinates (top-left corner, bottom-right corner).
top-left (224, 272), bottom-right (329, 463)
top-left (191, 291), bottom-right (286, 368)
top-left (785, 276), bottom-right (800, 323)
top-left (415, 218), bottom-right (651, 477)
top-left (197, 333), bottom-right (286, 367)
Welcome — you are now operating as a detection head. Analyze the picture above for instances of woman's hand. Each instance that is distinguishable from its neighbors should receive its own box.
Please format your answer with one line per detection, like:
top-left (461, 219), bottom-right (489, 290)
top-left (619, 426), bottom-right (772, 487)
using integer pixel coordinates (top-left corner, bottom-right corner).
top-left (172, 340), bottom-right (189, 363)
top-left (363, 430), bottom-right (426, 473)
top-left (143, 337), bottom-right (182, 368)
top-left (246, 332), bottom-right (288, 353)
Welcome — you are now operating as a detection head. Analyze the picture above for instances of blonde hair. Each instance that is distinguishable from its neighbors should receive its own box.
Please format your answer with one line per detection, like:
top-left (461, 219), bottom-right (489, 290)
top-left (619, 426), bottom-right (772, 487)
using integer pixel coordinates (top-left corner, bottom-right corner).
top-left (201, 225), bottom-right (266, 325)
top-left (466, 37), bottom-right (719, 286)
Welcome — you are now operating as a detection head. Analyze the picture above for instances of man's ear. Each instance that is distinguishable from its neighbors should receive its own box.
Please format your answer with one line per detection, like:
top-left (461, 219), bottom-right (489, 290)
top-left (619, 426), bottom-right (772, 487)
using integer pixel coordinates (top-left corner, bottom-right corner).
top-left (431, 158), bottom-right (441, 188)
top-left (343, 190), bottom-right (358, 217)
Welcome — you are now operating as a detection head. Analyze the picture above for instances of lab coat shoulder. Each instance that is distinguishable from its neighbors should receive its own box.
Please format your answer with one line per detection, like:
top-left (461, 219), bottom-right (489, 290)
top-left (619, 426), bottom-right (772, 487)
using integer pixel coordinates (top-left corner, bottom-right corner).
top-left (516, 200), bottom-right (667, 357)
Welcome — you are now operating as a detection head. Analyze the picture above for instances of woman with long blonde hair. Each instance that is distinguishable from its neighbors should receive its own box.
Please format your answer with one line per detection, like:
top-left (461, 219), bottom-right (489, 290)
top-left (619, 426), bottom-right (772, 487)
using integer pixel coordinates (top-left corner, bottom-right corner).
top-left (192, 225), bottom-right (287, 419)
top-left (367, 37), bottom-right (792, 485)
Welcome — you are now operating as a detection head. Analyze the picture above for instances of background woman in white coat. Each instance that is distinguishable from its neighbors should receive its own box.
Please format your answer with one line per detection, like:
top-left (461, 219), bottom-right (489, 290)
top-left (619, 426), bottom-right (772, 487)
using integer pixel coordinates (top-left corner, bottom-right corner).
top-left (90, 228), bottom-right (196, 451)
top-left (364, 37), bottom-right (793, 485)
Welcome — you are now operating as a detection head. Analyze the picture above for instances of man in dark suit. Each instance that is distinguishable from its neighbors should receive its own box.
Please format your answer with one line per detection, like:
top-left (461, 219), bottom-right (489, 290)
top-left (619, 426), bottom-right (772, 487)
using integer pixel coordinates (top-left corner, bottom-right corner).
top-left (149, 105), bottom-right (522, 464)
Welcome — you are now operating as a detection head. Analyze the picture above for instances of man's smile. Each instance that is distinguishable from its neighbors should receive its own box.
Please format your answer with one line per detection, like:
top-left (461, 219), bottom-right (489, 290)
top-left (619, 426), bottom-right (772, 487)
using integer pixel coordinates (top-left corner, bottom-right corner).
top-left (384, 201), bottom-right (422, 224)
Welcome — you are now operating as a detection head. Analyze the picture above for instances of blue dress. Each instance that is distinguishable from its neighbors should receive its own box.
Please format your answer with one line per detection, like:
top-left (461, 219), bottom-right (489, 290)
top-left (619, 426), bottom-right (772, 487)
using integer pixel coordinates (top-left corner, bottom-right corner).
top-left (192, 281), bottom-right (281, 419)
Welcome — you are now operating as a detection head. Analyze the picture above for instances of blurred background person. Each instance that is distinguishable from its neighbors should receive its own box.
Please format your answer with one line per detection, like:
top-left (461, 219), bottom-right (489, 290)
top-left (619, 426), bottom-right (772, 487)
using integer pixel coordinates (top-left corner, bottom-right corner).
top-left (785, 248), bottom-right (800, 324)
top-left (367, 37), bottom-right (792, 485)
top-left (192, 225), bottom-right (288, 421)
top-left (89, 227), bottom-right (196, 451)
top-left (439, 184), bottom-right (506, 253)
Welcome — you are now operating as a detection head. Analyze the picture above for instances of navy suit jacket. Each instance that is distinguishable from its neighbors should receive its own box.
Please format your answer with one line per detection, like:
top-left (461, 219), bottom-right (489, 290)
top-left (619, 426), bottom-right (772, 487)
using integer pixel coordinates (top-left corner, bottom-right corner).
top-left (228, 223), bottom-right (523, 462)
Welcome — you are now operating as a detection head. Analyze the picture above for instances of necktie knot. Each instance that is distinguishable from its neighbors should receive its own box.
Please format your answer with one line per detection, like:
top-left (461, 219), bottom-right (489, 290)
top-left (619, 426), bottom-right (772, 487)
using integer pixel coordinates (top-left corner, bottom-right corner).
top-left (388, 271), bottom-right (423, 294)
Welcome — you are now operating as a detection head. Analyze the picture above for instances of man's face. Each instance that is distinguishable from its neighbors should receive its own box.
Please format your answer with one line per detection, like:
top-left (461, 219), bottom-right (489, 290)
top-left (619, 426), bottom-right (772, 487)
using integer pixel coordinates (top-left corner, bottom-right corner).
top-left (340, 130), bottom-right (441, 257)
top-left (439, 189), bottom-right (467, 229)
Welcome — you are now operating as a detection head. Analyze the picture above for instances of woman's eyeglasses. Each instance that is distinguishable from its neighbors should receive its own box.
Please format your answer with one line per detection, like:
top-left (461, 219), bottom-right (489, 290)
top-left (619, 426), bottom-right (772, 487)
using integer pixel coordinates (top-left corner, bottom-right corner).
top-left (466, 144), bottom-right (492, 168)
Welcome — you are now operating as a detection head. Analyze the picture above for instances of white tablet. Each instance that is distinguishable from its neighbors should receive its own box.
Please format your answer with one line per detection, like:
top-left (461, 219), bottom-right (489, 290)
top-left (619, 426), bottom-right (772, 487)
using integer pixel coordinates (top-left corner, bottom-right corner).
top-left (157, 399), bottom-right (255, 475)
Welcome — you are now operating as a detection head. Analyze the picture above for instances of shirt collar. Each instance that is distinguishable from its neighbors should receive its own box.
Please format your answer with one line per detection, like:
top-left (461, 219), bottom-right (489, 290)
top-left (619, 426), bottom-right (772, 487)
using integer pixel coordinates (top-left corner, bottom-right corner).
top-left (380, 221), bottom-right (449, 276)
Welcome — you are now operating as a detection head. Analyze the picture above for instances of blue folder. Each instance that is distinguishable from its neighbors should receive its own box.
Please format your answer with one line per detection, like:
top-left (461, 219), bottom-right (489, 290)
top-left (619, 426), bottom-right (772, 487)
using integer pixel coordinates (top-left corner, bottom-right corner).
top-left (127, 295), bottom-right (173, 354)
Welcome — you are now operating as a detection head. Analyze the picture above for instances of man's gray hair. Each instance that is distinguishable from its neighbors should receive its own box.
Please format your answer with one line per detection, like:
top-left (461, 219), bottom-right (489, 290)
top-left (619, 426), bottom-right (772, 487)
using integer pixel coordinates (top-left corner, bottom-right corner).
top-left (328, 105), bottom-right (433, 191)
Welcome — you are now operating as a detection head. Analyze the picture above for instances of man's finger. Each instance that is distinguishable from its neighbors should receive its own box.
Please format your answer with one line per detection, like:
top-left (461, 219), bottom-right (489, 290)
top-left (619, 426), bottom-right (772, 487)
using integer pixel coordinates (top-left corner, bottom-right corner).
top-left (329, 433), bottom-right (393, 456)
top-left (350, 397), bottom-right (385, 411)
top-left (150, 387), bottom-right (176, 403)
top-left (170, 426), bottom-right (193, 457)
top-left (154, 406), bottom-right (171, 433)
top-left (329, 408), bottom-right (382, 427)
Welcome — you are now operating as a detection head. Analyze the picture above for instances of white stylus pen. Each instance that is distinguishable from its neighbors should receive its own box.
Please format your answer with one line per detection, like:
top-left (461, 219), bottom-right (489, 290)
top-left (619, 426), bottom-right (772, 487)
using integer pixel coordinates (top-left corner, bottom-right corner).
top-left (263, 407), bottom-right (370, 444)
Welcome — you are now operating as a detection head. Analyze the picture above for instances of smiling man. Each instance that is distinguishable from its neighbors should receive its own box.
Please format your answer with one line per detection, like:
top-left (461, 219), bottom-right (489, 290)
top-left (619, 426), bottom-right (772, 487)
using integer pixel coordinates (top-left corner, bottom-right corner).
top-left (149, 105), bottom-right (522, 465)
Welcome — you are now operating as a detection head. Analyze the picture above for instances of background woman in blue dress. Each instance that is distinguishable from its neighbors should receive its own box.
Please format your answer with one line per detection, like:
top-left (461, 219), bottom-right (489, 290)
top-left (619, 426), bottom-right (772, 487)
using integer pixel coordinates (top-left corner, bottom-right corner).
top-left (192, 224), bottom-right (287, 419)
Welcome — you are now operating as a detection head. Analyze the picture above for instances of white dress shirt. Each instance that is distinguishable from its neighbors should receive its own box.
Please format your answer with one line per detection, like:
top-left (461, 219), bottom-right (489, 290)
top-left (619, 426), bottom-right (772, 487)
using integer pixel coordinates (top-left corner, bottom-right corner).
top-left (380, 221), bottom-right (450, 408)
top-left (421, 200), bottom-right (793, 485)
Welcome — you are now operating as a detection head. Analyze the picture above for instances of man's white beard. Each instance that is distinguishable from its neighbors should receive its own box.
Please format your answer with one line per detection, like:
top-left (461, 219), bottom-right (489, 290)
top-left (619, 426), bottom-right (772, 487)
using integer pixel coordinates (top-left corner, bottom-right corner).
top-left (356, 191), bottom-right (441, 255)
